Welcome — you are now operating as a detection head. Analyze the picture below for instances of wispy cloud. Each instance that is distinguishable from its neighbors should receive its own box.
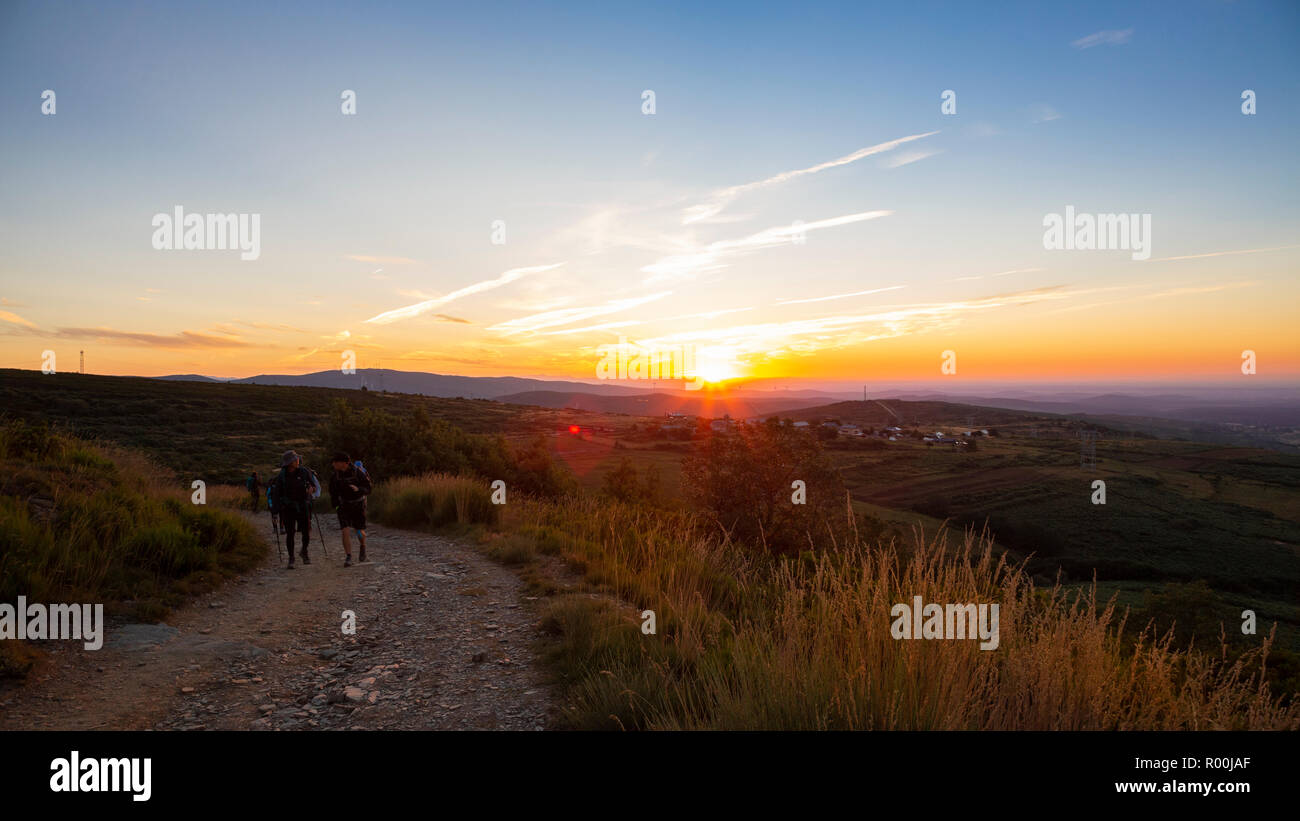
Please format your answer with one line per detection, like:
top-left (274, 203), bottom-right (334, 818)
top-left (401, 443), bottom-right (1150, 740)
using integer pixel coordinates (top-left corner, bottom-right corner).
top-left (945, 267), bottom-right (1044, 283)
top-left (0, 310), bottom-right (36, 329)
top-left (1072, 29), bottom-right (1133, 49)
top-left (776, 285), bottom-right (905, 305)
top-left (682, 131), bottom-right (938, 224)
top-left (365, 263), bottom-right (565, 325)
top-left (541, 320), bottom-right (644, 336)
top-left (234, 319), bottom-right (309, 333)
top-left (50, 327), bottom-right (254, 349)
top-left (1042, 281), bottom-right (1257, 314)
top-left (638, 287), bottom-right (1072, 363)
top-left (1146, 281), bottom-right (1258, 299)
top-left (642, 211), bottom-right (892, 285)
top-left (1143, 244), bottom-right (1300, 262)
top-left (347, 254), bottom-right (419, 265)
top-left (664, 306), bottom-right (754, 321)
top-left (390, 349), bottom-right (510, 366)
top-left (488, 291), bottom-right (671, 335)
top-left (883, 149), bottom-right (942, 168)
top-left (1031, 105), bottom-right (1062, 123)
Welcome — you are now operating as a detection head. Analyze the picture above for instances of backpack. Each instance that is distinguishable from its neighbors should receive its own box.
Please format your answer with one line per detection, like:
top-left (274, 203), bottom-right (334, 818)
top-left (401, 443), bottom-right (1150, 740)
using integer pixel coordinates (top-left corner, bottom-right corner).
top-left (305, 467), bottom-right (322, 500)
top-left (269, 466), bottom-right (314, 513)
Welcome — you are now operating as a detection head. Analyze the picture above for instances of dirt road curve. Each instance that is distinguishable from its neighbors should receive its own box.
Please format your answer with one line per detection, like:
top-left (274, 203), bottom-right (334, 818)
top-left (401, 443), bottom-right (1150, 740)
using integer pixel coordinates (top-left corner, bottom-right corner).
top-left (0, 513), bottom-right (555, 731)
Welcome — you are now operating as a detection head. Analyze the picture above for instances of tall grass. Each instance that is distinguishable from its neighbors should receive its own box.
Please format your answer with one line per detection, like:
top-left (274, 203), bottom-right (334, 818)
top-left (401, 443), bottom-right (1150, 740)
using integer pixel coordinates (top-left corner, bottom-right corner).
top-left (368, 473), bottom-right (500, 529)
top-left (501, 495), bottom-right (1298, 730)
top-left (0, 419), bottom-right (265, 675)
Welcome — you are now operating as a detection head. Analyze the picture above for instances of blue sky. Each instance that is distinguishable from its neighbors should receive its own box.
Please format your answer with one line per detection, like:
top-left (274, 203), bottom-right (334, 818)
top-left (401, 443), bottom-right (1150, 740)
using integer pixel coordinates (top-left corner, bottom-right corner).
top-left (1, 0), bottom-right (1296, 382)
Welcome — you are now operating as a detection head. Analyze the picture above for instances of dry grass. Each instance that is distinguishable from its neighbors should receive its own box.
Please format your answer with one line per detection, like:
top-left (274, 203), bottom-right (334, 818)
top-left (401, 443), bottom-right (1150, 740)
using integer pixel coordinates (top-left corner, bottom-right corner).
top-left (501, 496), bottom-right (1299, 730)
top-left (369, 473), bottom-right (499, 529)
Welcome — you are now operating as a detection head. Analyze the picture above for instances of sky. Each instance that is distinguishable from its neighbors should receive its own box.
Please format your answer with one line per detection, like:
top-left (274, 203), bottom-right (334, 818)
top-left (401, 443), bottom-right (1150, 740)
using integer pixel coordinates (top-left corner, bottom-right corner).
top-left (1, 0), bottom-right (1297, 388)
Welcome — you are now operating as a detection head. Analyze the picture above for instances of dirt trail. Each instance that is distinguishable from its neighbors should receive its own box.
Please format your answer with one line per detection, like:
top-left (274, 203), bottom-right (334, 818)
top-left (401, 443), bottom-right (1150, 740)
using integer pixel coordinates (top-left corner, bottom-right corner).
top-left (0, 513), bottom-right (555, 731)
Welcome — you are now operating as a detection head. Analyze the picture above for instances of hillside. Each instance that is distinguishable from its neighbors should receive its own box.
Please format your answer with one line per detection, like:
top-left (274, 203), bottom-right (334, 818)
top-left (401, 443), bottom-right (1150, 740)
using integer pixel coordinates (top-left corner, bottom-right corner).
top-left (779, 398), bottom-right (1047, 427)
top-left (494, 389), bottom-right (820, 418)
top-left (216, 368), bottom-right (655, 399)
top-left (0, 369), bottom-right (523, 483)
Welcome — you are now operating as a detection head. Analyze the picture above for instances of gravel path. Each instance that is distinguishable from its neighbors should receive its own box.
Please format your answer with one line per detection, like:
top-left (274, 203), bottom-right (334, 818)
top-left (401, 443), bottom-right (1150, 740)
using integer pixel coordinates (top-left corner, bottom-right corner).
top-left (0, 513), bottom-right (555, 731)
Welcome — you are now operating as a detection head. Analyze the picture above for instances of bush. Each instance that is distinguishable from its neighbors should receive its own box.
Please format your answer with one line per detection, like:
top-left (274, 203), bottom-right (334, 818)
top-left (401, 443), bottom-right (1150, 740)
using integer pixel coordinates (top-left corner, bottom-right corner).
top-left (683, 420), bottom-right (847, 553)
top-left (601, 457), bottom-right (664, 508)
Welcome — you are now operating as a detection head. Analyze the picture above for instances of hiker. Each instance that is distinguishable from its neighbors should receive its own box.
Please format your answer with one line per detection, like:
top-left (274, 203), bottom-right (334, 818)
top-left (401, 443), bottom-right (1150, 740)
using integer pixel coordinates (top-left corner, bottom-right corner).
top-left (329, 452), bottom-right (372, 567)
top-left (269, 450), bottom-right (315, 569)
top-left (266, 483), bottom-right (280, 535)
top-left (245, 471), bottom-right (261, 513)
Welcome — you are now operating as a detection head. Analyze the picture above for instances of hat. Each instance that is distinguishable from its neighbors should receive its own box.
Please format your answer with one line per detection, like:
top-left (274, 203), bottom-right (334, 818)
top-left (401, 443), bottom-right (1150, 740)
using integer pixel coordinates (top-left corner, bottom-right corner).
top-left (281, 450), bottom-right (300, 467)
top-left (331, 451), bottom-right (350, 464)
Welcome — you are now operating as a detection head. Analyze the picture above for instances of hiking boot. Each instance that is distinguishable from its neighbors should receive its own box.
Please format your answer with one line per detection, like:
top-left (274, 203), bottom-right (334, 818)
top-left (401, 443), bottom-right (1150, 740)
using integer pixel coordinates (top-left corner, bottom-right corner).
top-left (300, 550), bottom-right (311, 565)
top-left (287, 558), bottom-right (295, 570)
top-left (358, 547), bottom-right (368, 563)
top-left (343, 555), bottom-right (353, 568)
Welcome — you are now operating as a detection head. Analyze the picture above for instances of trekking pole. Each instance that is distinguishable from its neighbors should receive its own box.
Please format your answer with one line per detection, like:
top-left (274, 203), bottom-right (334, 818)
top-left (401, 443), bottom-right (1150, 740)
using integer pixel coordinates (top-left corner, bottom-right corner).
top-left (273, 516), bottom-right (282, 561)
top-left (312, 505), bottom-right (329, 556)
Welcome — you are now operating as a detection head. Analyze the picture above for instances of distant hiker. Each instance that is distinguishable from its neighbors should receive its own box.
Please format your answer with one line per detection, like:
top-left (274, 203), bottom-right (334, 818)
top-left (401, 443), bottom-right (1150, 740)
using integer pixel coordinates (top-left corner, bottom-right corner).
top-left (269, 450), bottom-right (315, 569)
top-left (266, 483), bottom-right (280, 535)
top-left (245, 471), bottom-right (261, 512)
top-left (329, 451), bottom-right (372, 568)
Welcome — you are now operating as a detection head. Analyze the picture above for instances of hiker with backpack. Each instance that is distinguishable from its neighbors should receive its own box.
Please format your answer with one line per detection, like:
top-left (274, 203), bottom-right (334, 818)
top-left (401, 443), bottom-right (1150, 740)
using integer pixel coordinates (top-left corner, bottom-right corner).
top-left (268, 450), bottom-right (316, 569)
top-left (246, 471), bottom-right (261, 513)
top-left (329, 452), bottom-right (372, 568)
top-left (266, 483), bottom-right (280, 535)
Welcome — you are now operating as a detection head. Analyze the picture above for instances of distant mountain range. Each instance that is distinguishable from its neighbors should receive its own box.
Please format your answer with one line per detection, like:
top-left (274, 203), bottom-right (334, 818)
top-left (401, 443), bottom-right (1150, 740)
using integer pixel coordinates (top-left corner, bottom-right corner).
top-left (493, 390), bottom-right (822, 418)
top-left (158, 368), bottom-right (662, 399)
top-left (891, 392), bottom-right (1300, 428)
top-left (153, 368), bottom-right (1300, 430)
top-left (156, 368), bottom-right (853, 403)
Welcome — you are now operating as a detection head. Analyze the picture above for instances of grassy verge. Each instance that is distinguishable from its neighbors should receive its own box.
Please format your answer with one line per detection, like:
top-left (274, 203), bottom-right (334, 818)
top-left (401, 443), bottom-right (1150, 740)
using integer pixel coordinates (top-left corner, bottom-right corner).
top-left (401, 483), bottom-right (1297, 730)
top-left (0, 420), bottom-right (265, 677)
top-left (369, 473), bottom-right (500, 529)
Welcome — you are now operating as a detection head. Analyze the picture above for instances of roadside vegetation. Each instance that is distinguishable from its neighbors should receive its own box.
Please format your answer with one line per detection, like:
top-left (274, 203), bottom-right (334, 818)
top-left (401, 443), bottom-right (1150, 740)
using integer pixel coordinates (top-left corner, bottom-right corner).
top-left (0, 419), bottom-right (263, 677)
top-left (368, 417), bottom-right (1299, 729)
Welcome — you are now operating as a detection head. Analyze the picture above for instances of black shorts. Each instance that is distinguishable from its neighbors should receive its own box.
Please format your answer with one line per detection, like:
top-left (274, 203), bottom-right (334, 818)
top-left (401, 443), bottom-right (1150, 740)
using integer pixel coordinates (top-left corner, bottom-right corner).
top-left (337, 501), bottom-right (366, 531)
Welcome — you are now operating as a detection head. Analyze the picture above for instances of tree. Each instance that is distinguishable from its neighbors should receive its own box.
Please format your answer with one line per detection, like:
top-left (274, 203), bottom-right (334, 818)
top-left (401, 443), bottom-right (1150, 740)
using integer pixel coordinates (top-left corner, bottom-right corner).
top-left (682, 422), bottom-right (847, 554)
top-left (602, 457), bottom-right (641, 503)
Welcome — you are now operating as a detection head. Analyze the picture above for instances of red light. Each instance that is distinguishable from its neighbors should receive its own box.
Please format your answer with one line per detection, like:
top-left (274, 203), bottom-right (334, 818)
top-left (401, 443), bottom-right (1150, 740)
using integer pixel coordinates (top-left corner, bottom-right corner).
top-left (569, 425), bottom-right (580, 435)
